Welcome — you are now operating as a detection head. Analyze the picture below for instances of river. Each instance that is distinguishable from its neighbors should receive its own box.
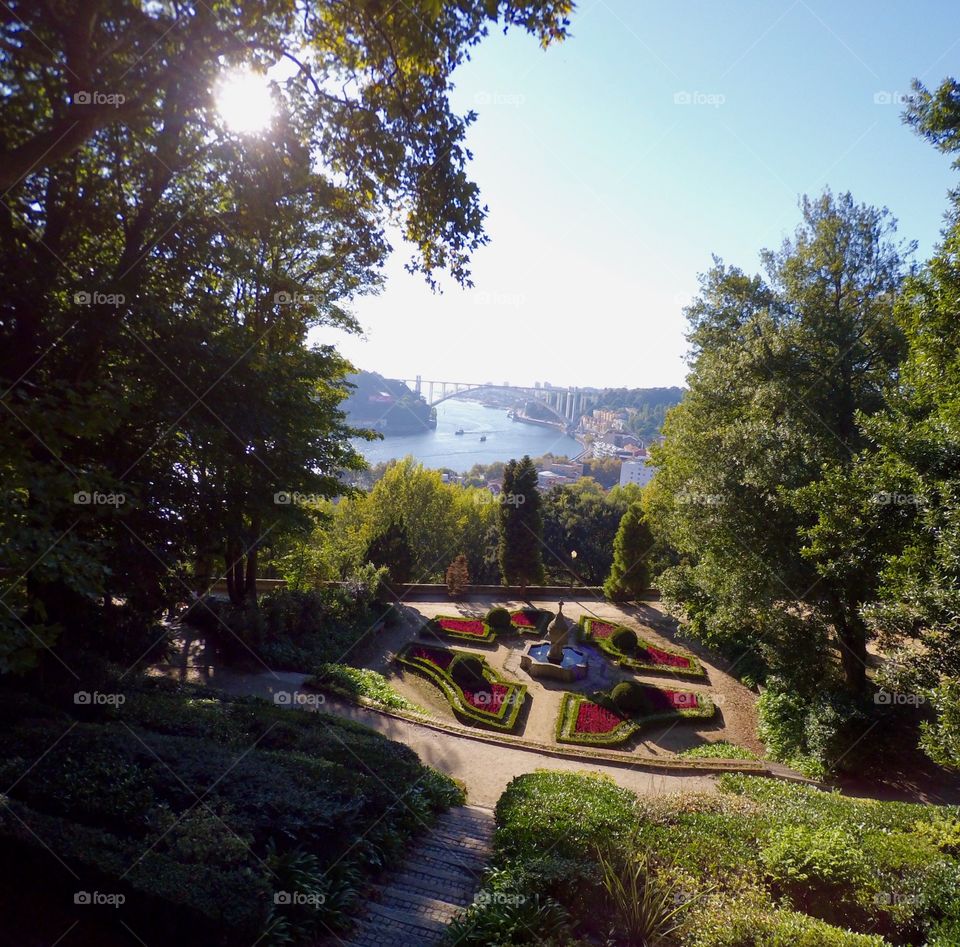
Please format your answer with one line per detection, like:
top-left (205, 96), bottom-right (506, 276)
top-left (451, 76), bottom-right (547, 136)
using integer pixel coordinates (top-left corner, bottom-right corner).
top-left (355, 398), bottom-right (582, 472)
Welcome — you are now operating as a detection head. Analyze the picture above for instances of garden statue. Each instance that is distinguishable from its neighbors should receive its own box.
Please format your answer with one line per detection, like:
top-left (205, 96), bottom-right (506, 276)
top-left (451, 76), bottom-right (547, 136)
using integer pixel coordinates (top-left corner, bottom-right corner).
top-left (547, 601), bottom-right (571, 663)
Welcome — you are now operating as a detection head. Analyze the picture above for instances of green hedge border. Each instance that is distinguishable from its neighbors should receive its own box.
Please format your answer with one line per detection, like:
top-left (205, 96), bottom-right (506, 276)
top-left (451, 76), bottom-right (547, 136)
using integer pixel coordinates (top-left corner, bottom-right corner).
top-left (421, 615), bottom-right (497, 642)
top-left (555, 692), bottom-right (639, 746)
top-left (396, 643), bottom-right (527, 732)
top-left (579, 617), bottom-right (706, 678)
top-left (556, 684), bottom-right (716, 746)
top-left (508, 609), bottom-right (554, 635)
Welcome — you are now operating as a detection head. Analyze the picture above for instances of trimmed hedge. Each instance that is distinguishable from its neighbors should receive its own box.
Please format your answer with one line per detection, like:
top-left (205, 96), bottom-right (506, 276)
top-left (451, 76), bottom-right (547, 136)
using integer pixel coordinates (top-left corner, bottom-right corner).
top-left (508, 609), bottom-right (554, 635)
top-left (396, 644), bottom-right (527, 732)
top-left (555, 692), bottom-right (639, 746)
top-left (422, 614), bottom-right (496, 642)
top-left (579, 616), bottom-right (706, 678)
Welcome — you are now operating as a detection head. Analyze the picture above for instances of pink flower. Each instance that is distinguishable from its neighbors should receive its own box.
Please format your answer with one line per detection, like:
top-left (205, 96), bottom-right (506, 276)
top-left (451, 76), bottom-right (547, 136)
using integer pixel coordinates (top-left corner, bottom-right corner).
top-left (510, 611), bottom-right (537, 627)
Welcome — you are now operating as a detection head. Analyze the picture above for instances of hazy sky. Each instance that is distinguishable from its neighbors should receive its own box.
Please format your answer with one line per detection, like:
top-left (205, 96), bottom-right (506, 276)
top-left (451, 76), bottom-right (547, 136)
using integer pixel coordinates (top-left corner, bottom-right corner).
top-left (320, 0), bottom-right (960, 390)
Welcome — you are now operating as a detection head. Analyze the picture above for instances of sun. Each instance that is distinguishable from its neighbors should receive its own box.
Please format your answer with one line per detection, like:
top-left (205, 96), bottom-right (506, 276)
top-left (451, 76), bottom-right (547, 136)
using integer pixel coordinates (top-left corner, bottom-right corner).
top-left (215, 69), bottom-right (274, 134)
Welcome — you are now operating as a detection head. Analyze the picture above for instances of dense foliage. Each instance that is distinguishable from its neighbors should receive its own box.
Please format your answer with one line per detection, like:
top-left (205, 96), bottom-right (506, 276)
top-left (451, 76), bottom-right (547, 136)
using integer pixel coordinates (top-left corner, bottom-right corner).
top-left (498, 456), bottom-right (546, 589)
top-left (448, 770), bottom-right (960, 946)
top-left (0, 677), bottom-right (462, 945)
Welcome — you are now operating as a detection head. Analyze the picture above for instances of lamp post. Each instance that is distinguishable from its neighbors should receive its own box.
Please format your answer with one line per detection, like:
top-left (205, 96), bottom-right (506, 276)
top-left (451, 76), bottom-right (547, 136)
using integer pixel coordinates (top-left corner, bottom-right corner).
top-left (569, 550), bottom-right (577, 590)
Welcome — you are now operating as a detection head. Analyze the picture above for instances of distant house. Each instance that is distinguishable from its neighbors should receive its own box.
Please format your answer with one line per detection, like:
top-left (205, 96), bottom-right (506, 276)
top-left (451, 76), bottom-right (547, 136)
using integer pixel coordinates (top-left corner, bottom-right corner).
top-left (619, 459), bottom-right (655, 488)
top-left (537, 470), bottom-right (572, 491)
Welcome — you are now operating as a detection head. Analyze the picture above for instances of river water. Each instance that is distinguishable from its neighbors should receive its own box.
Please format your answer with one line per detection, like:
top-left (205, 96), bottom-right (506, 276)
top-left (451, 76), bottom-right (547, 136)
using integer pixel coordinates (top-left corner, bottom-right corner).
top-left (356, 398), bottom-right (582, 472)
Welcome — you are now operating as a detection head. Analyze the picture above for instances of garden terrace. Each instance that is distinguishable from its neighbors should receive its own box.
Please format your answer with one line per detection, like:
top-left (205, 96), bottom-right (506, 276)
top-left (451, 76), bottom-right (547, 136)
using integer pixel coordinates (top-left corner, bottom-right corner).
top-left (580, 616), bottom-right (706, 677)
top-left (396, 643), bottom-right (528, 732)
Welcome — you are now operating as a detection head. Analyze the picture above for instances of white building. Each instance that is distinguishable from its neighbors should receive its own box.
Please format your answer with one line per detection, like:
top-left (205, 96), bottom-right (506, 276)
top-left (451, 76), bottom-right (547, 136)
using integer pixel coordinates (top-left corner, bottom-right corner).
top-left (619, 459), bottom-right (655, 488)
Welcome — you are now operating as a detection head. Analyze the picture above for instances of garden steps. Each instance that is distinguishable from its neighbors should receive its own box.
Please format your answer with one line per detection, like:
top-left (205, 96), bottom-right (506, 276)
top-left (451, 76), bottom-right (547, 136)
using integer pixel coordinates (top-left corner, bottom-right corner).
top-left (340, 804), bottom-right (495, 946)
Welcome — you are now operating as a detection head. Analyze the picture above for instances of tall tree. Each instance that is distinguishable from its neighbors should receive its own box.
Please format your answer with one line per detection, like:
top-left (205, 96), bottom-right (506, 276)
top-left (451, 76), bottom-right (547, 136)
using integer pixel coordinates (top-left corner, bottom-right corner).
top-left (365, 520), bottom-right (414, 585)
top-left (649, 191), bottom-right (910, 695)
top-left (604, 501), bottom-right (653, 602)
top-left (498, 456), bottom-right (544, 591)
top-left (0, 2), bottom-right (572, 670)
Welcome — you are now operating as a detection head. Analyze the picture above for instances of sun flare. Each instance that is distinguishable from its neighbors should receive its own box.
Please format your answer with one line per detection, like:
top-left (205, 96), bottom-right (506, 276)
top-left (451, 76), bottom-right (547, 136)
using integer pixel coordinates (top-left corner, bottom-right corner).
top-left (215, 69), bottom-right (274, 134)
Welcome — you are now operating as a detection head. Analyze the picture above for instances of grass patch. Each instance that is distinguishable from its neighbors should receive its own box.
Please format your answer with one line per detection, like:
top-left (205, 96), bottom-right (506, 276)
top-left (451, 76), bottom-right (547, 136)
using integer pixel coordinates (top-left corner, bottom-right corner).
top-left (679, 742), bottom-right (759, 761)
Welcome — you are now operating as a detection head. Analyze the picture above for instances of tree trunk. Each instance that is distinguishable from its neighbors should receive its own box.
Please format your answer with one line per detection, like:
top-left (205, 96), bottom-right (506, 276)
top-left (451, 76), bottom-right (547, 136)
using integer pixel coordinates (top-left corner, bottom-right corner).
top-left (835, 613), bottom-right (868, 694)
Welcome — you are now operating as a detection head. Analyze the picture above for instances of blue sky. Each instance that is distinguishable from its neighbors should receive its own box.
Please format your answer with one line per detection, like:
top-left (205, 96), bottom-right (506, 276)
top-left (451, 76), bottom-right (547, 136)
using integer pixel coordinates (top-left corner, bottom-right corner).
top-left (329, 0), bottom-right (960, 389)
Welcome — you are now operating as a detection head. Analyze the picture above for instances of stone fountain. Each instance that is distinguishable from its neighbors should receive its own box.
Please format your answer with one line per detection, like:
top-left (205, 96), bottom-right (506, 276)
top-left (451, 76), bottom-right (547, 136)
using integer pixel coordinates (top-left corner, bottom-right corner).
top-left (520, 602), bottom-right (589, 683)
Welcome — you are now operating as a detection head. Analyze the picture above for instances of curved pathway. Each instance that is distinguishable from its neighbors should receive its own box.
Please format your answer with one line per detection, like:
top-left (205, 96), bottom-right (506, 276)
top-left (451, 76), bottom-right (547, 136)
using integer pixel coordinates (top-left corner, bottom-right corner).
top-left (153, 665), bottom-right (717, 806)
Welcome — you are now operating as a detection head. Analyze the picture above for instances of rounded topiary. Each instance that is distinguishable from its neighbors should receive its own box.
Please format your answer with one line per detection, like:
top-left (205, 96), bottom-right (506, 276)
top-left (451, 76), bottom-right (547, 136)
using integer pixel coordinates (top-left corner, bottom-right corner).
top-left (611, 627), bottom-right (638, 655)
top-left (611, 681), bottom-right (646, 713)
top-left (451, 656), bottom-right (488, 691)
top-left (486, 607), bottom-right (512, 630)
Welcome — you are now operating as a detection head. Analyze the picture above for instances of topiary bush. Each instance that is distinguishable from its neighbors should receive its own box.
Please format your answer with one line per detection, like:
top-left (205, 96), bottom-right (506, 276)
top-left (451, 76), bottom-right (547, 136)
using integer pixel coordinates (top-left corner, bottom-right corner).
top-left (611, 681), bottom-right (645, 713)
top-left (486, 607), bottom-right (512, 630)
top-left (452, 656), bottom-right (489, 692)
top-left (611, 627), bottom-right (638, 654)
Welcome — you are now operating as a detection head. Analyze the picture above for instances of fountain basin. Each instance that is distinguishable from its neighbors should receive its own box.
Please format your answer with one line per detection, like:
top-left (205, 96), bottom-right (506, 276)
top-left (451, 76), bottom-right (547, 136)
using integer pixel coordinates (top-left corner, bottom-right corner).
top-left (520, 641), bottom-right (589, 683)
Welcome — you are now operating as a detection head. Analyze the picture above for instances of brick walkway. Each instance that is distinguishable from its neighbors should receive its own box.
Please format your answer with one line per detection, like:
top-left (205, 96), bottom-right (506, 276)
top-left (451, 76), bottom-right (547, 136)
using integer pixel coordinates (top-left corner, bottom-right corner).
top-left (340, 804), bottom-right (495, 946)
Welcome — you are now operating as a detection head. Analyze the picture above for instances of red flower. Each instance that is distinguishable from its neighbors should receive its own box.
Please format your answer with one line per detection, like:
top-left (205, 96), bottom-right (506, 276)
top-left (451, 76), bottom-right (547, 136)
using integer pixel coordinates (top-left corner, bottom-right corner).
top-left (643, 647), bottom-right (694, 669)
top-left (410, 647), bottom-right (453, 670)
top-left (574, 700), bottom-right (623, 734)
top-left (589, 620), bottom-right (617, 639)
top-left (641, 687), bottom-right (700, 711)
top-left (437, 617), bottom-right (487, 636)
top-left (462, 683), bottom-right (510, 713)
top-left (509, 611), bottom-right (537, 627)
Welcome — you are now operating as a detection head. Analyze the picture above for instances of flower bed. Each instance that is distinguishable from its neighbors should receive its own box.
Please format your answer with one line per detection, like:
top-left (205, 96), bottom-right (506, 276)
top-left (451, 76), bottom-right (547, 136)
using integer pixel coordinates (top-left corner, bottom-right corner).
top-left (579, 617), bottom-right (705, 678)
top-left (509, 609), bottom-right (553, 634)
top-left (555, 683), bottom-right (714, 746)
top-left (396, 643), bottom-right (526, 731)
top-left (556, 693), bottom-right (639, 746)
top-left (422, 614), bottom-right (496, 642)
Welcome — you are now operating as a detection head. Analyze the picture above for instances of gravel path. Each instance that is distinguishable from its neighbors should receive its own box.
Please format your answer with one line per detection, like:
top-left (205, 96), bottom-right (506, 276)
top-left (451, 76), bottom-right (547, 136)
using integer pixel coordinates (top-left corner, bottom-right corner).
top-left (152, 665), bottom-right (718, 806)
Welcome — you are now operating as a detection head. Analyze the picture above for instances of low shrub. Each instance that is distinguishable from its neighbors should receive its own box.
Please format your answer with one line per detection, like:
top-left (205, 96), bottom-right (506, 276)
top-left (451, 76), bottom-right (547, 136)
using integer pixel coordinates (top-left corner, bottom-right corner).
top-left (451, 656), bottom-right (489, 692)
top-left (611, 680), bottom-right (645, 712)
top-left (611, 626), bottom-right (638, 654)
top-left (485, 606), bottom-right (513, 630)
top-left (679, 742), bottom-right (759, 761)
top-left (307, 664), bottom-right (425, 712)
